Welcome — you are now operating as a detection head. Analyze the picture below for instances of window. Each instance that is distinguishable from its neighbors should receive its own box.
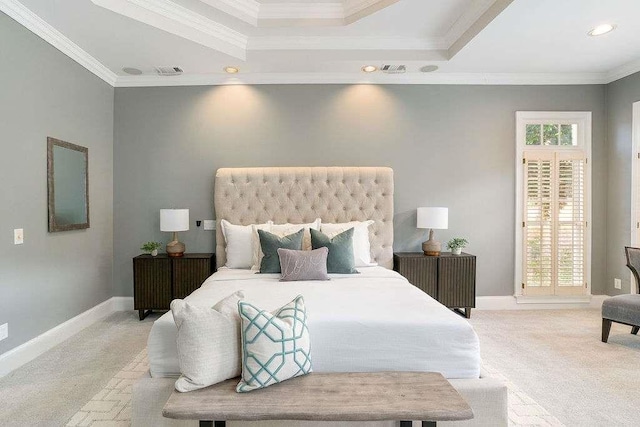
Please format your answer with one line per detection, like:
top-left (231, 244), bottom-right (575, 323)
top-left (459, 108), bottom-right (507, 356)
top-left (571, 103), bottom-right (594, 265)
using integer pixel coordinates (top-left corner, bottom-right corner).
top-left (515, 112), bottom-right (591, 297)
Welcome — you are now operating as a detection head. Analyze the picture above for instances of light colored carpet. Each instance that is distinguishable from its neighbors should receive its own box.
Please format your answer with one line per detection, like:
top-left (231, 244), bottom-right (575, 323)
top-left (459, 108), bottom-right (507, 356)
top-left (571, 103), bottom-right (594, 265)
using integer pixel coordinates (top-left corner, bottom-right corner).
top-left (2, 309), bottom-right (638, 426)
top-left (470, 309), bottom-right (640, 427)
top-left (0, 311), bottom-right (158, 427)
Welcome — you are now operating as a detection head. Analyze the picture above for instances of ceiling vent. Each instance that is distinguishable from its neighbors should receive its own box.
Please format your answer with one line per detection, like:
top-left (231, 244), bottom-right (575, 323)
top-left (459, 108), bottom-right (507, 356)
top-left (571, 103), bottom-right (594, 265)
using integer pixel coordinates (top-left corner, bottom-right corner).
top-left (381, 65), bottom-right (406, 74)
top-left (155, 66), bottom-right (183, 76)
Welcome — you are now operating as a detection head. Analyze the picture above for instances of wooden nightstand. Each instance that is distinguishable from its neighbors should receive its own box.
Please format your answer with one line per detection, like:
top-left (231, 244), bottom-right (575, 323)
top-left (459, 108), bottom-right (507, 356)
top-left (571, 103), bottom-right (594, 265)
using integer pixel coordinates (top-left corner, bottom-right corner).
top-left (394, 252), bottom-right (476, 318)
top-left (133, 253), bottom-right (215, 320)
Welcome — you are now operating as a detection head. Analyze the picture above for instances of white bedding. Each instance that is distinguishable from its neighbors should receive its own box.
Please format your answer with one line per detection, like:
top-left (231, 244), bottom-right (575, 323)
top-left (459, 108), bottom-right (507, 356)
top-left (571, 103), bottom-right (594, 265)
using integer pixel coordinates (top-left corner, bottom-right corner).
top-left (147, 266), bottom-right (481, 380)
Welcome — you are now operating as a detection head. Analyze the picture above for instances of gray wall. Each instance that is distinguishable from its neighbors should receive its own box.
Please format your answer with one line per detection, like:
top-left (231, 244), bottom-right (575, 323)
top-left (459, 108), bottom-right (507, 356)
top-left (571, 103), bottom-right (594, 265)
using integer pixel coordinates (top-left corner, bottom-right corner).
top-left (0, 12), bottom-right (114, 354)
top-left (606, 72), bottom-right (640, 295)
top-left (114, 84), bottom-right (606, 297)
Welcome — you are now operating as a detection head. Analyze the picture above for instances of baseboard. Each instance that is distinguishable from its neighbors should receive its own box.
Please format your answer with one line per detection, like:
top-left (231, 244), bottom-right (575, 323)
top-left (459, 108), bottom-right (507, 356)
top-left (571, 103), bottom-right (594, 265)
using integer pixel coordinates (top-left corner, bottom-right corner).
top-left (112, 296), bottom-right (134, 311)
top-left (0, 296), bottom-right (134, 378)
top-left (476, 295), bottom-right (609, 310)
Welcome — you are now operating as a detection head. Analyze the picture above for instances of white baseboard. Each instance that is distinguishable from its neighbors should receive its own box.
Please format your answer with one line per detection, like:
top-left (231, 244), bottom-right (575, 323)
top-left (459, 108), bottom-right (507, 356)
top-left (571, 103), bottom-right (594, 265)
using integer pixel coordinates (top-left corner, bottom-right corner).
top-left (112, 296), bottom-right (134, 311)
top-left (0, 296), bottom-right (134, 378)
top-left (476, 295), bottom-right (609, 310)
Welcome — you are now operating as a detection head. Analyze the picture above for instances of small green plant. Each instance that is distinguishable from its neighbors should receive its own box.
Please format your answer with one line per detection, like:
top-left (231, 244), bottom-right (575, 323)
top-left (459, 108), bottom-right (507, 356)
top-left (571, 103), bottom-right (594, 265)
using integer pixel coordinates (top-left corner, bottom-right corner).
top-left (447, 238), bottom-right (468, 250)
top-left (141, 241), bottom-right (162, 253)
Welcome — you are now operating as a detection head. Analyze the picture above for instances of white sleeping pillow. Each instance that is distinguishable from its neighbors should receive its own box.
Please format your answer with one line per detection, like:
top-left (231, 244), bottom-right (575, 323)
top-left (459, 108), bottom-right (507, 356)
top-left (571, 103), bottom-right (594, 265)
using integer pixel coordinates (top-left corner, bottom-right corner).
top-left (221, 219), bottom-right (271, 269)
top-left (171, 291), bottom-right (245, 392)
top-left (320, 220), bottom-right (376, 267)
top-left (251, 218), bottom-right (321, 270)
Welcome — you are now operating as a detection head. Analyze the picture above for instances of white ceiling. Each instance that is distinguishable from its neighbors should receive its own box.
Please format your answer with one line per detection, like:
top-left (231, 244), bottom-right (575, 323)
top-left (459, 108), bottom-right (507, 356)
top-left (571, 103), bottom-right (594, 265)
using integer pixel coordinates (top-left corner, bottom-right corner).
top-left (2, 0), bottom-right (640, 87)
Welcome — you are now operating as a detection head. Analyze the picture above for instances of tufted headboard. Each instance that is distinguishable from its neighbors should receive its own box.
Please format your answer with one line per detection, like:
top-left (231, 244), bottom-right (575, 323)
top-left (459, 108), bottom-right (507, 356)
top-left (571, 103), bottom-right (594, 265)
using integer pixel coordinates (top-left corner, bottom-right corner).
top-left (214, 167), bottom-right (394, 269)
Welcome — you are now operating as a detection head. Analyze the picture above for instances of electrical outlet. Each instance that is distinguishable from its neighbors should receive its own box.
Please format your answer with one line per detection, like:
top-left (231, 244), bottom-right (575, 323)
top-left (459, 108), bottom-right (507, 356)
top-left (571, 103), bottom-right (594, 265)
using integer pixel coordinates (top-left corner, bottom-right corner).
top-left (0, 323), bottom-right (8, 341)
top-left (14, 228), bottom-right (23, 245)
top-left (614, 278), bottom-right (622, 289)
top-left (203, 220), bottom-right (215, 230)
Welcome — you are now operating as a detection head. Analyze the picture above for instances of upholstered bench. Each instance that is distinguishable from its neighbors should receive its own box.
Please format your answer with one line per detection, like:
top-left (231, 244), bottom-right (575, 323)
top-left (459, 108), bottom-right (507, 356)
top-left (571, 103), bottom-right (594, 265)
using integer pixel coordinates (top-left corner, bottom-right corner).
top-left (162, 372), bottom-right (474, 427)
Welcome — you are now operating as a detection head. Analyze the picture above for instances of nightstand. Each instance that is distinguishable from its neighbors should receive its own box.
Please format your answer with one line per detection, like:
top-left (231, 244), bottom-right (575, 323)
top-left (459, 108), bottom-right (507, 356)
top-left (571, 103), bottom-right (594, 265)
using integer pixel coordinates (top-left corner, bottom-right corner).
top-left (133, 253), bottom-right (215, 320)
top-left (393, 252), bottom-right (476, 318)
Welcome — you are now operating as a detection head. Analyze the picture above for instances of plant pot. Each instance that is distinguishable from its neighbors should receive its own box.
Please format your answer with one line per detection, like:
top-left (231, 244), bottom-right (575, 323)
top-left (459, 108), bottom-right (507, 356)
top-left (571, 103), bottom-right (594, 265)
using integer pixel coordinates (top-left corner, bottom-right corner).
top-left (451, 248), bottom-right (462, 255)
top-left (151, 249), bottom-right (158, 257)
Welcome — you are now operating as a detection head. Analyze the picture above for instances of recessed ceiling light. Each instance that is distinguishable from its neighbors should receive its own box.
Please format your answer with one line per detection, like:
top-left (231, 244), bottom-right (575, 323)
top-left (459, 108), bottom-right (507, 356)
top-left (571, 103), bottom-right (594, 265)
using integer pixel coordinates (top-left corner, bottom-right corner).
top-left (224, 66), bottom-right (239, 74)
top-left (122, 67), bottom-right (142, 75)
top-left (361, 65), bottom-right (378, 73)
top-left (420, 65), bottom-right (439, 73)
top-left (588, 24), bottom-right (616, 36)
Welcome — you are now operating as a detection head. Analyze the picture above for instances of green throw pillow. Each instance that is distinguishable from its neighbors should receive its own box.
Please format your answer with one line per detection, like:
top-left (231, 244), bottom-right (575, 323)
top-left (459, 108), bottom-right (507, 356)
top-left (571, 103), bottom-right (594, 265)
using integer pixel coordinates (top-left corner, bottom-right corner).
top-left (258, 229), bottom-right (304, 273)
top-left (310, 228), bottom-right (358, 274)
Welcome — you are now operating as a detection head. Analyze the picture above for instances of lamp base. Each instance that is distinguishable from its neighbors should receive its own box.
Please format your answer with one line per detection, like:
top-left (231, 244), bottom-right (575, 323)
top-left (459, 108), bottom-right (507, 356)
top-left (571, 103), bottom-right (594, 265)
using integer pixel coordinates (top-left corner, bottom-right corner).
top-left (166, 240), bottom-right (185, 258)
top-left (422, 229), bottom-right (441, 256)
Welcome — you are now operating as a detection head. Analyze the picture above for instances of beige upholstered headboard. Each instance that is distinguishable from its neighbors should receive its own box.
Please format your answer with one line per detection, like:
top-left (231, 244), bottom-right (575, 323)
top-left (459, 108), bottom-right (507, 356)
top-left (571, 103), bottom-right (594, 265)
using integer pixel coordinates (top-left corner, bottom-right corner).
top-left (214, 167), bottom-right (394, 269)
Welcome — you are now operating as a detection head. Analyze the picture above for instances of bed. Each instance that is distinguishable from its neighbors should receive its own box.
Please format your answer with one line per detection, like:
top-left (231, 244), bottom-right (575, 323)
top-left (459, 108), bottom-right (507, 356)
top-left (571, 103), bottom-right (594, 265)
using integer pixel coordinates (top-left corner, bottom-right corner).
top-left (132, 167), bottom-right (507, 427)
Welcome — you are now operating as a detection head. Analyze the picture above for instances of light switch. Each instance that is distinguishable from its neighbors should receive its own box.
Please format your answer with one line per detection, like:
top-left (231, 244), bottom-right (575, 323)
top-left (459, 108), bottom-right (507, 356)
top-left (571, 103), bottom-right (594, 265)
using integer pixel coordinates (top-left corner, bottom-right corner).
top-left (203, 220), bottom-right (215, 230)
top-left (14, 229), bottom-right (24, 245)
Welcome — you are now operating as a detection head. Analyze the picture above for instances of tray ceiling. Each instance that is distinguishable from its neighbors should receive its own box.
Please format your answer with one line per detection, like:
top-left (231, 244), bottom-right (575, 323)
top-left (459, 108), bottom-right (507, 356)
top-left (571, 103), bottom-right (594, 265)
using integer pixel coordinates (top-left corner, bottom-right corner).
top-left (2, 0), bottom-right (640, 86)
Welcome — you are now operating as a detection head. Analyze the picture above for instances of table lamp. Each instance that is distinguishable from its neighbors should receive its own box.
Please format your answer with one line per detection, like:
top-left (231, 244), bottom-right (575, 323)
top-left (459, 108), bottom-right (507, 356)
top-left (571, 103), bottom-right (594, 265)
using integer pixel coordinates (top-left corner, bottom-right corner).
top-left (417, 207), bottom-right (448, 256)
top-left (160, 209), bottom-right (189, 257)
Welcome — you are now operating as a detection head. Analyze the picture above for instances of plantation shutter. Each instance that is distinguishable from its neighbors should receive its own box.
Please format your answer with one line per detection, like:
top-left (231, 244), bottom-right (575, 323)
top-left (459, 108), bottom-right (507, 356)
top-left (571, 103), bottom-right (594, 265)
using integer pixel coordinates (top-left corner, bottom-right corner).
top-left (523, 151), bottom-right (586, 295)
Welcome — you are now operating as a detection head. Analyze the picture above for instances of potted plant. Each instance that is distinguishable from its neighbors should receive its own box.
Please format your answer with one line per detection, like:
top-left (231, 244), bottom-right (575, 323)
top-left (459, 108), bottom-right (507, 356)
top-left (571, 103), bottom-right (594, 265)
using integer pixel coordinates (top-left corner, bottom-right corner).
top-left (141, 241), bottom-right (162, 257)
top-left (447, 238), bottom-right (468, 255)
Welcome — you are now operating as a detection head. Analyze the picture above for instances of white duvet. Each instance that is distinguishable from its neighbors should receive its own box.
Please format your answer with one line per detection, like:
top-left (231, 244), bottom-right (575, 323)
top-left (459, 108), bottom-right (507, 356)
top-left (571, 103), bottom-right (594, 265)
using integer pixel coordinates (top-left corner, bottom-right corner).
top-left (147, 266), bottom-right (481, 379)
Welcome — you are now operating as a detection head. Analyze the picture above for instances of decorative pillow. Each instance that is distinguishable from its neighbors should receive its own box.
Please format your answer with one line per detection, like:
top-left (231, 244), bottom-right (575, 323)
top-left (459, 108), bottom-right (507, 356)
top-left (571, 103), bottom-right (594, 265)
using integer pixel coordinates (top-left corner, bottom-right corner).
top-left (171, 291), bottom-right (244, 392)
top-left (237, 295), bottom-right (312, 392)
top-left (310, 228), bottom-right (358, 274)
top-left (321, 220), bottom-right (376, 267)
top-left (258, 229), bottom-right (304, 273)
top-left (221, 220), bottom-right (272, 269)
top-left (278, 248), bottom-right (329, 281)
top-left (251, 219), bottom-right (321, 270)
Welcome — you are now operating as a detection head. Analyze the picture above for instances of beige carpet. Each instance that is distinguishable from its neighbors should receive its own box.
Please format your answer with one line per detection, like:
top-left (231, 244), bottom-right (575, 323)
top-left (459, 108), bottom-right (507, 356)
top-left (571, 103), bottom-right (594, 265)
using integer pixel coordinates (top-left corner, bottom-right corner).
top-left (470, 309), bottom-right (640, 427)
top-left (3, 309), bottom-right (638, 426)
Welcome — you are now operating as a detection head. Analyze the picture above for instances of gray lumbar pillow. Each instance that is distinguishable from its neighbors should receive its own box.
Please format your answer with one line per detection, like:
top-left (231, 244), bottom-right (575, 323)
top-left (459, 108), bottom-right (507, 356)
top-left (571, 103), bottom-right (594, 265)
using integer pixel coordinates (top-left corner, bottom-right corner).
top-left (258, 228), bottom-right (304, 273)
top-left (278, 247), bottom-right (330, 281)
top-left (310, 228), bottom-right (358, 274)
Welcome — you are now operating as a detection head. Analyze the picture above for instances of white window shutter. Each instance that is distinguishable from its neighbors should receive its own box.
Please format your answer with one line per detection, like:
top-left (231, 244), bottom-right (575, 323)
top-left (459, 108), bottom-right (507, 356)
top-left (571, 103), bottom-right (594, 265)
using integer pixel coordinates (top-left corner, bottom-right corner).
top-left (523, 151), bottom-right (586, 295)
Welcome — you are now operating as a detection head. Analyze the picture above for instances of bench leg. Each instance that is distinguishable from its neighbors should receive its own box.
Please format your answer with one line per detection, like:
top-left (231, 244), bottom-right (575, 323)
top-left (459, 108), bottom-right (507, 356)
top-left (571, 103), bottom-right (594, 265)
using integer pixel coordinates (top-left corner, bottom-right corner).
top-left (602, 319), bottom-right (612, 343)
top-left (199, 422), bottom-right (225, 427)
top-left (632, 326), bottom-right (639, 335)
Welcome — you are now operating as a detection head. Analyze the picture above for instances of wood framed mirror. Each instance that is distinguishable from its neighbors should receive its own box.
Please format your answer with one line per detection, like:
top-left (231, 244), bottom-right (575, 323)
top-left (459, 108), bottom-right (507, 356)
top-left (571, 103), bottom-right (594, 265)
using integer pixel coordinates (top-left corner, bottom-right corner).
top-left (47, 137), bottom-right (90, 232)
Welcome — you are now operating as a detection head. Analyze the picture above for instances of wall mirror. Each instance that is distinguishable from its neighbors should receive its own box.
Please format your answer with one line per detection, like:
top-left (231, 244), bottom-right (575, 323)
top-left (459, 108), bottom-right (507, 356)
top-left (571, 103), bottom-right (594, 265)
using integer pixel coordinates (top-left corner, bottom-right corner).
top-left (47, 137), bottom-right (89, 232)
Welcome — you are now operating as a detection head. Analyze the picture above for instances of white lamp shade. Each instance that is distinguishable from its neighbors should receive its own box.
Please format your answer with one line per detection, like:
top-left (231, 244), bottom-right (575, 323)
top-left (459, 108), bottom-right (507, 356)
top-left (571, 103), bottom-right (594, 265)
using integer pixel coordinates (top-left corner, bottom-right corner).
top-left (417, 207), bottom-right (448, 230)
top-left (160, 209), bottom-right (190, 232)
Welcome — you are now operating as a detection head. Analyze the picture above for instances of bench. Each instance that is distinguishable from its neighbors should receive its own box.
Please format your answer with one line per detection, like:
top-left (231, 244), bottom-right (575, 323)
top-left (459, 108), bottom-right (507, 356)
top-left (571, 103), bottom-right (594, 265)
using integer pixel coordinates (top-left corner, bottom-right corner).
top-left (162, 372), bottom-right (474, 427)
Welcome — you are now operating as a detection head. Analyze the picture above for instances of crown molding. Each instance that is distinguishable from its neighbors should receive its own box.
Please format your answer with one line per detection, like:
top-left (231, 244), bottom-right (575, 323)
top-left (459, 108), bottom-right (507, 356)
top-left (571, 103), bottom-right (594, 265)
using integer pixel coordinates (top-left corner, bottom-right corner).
top-left (606, 57), bottom-right (640, 84)
top-left (91, 0), bottom-right (248, 60)
top-left (114, 71), bottom-right (608, 88)
top-left (0, 0), bottom-right (117, 85)
top-left (199, 0), bottom-right (259, 26)
top-left (248, 36), bottom-right (448, 51)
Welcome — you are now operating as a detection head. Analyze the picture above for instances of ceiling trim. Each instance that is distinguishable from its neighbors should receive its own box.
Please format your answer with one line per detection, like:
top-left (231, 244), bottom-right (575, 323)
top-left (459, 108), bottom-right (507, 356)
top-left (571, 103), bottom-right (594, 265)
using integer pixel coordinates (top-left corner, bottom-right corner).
top-left (606, 58), bottom-right (640, 84)
top-left (447, 0), bottom-right (514, 58)
top-left (91, 0), bottom-right (248, 60)
top-left (0, 0), bottom-right (117, 85)
top-left (114, 72), bottom-right (608, 88)
top-left (248, 36), bottom-right (448, 51)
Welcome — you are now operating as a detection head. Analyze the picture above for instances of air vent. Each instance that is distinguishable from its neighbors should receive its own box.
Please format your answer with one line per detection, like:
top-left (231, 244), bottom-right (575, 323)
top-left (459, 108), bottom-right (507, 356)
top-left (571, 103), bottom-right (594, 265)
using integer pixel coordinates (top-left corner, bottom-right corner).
top-left (155, 66), bottom-right (183, 76)
top-left (381, 65), bottom-right (406, 74)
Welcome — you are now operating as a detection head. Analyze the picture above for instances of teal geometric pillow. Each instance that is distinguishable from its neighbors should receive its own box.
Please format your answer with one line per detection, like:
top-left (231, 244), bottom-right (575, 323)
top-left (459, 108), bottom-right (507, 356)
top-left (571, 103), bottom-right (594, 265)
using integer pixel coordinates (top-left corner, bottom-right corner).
top-left (236, 295), bottom-right (312, 392)
top-left (310, 228), bottom-right (358, 274)
top-left (258, 229), bottom-right (304, 273)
